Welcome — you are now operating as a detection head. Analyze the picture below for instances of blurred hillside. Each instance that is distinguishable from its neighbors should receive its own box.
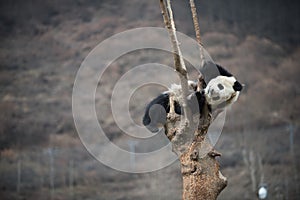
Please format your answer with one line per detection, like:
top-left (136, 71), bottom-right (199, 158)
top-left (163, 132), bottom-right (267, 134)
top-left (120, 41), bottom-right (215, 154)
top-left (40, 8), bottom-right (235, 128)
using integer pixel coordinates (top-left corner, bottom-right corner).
top-left (0, 0), bottom-right (299, 200)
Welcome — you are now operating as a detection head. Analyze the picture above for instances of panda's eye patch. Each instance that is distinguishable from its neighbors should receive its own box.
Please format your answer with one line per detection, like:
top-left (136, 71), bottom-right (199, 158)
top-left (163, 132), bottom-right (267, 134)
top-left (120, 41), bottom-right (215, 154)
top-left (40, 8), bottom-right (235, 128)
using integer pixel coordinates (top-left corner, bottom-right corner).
top-left (217, 84), bottom-right (224, 90)
top-left (212, 96), bottom-right (220, 101)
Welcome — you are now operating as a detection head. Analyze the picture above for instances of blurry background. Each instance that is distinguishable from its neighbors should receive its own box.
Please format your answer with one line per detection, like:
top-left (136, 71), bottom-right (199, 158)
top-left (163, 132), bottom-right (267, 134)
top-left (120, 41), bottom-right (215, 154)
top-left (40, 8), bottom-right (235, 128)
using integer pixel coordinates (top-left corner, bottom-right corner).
top-left (0, 0), bottom-right (299, 199)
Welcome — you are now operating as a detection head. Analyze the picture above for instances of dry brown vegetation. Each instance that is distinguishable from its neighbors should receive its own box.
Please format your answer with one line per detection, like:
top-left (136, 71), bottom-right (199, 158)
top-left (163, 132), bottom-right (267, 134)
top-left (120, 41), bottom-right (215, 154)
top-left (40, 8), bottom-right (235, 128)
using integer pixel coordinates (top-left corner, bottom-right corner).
top-left (0, 0), bottom-right (299, 199)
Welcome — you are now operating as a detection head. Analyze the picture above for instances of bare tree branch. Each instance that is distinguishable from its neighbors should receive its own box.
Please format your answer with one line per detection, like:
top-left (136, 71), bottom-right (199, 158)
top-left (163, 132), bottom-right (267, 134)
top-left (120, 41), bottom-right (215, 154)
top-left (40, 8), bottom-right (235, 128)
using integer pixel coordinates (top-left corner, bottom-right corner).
top-left (189, 0), bottom-right (202, 45)
top-left (189, 0), bottom-right (205, 68)
top-left (159, 0), bottom-right (191, 125)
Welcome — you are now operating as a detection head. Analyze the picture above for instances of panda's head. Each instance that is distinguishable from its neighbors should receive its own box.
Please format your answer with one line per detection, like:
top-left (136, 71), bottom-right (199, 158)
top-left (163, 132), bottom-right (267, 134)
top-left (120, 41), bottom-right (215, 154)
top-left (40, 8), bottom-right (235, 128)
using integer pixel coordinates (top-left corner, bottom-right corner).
top-left (204, 76), bottom-right (242, 108)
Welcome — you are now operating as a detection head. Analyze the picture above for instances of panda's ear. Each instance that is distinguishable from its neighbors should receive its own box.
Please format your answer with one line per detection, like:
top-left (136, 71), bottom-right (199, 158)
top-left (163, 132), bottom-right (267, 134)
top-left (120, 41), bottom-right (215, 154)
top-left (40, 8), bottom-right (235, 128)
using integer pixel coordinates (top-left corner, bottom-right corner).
top-left (216, 64), bottom-right (233, 77)
top-left (233, 81), bottom-right (243, 91)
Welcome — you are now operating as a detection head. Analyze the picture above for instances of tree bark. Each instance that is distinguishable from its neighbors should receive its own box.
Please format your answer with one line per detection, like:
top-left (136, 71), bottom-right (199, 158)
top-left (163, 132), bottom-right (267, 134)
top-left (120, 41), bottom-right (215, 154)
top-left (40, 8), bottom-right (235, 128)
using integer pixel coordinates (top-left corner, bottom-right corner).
top-left (159, 0), bottom-right (191, 123)
top-left (165, 98), bottom-right (227, 199)
top-left (180, 148), bottom-right (227, 199)
top-left (159, 0), bottom-right (227, 199)
top-left (189, 0), bottom-right (205, 68)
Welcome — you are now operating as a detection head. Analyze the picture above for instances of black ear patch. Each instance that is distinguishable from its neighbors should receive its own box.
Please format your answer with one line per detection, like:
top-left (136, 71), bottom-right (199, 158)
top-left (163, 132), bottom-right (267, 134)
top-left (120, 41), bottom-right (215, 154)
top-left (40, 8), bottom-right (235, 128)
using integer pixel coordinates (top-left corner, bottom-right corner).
top-left (233, 81), bottom-right (243, 91)
top-left (200, 62), bottom-right (233, 84)
top-left (216, 64), bottom-right (233, 77)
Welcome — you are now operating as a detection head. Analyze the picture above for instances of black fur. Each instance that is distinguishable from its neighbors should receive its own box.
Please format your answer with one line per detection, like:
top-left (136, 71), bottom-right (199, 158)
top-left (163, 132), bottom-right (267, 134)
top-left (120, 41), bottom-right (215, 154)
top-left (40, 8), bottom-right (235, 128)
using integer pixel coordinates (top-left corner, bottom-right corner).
top-left (143, 94), bottom-right (168, 124)
top-left (187, 91), bottom-right (206, 115)
top-left (200, 61), bottom-right (234, 83)
top-left (233, 81), bottom-right (243, 91)
top-left (216, 64), bottom-right (233, 77)
top-left (142, 93), bottom-right (181, 132)
top-left (143, 91), bottom-right (205, 132)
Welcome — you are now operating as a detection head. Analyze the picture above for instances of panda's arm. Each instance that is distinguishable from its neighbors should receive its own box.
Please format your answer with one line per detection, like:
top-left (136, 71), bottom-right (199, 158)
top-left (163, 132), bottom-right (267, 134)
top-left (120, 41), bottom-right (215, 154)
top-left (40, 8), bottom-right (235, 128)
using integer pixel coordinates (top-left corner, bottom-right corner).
top-left (187, 91), bottom-right (206, 115)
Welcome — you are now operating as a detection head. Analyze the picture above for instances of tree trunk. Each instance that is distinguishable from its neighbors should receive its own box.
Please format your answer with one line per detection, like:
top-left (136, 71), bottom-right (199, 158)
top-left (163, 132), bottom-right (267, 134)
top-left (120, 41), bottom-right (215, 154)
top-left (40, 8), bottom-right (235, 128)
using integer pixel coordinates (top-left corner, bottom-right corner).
top-left (165, 100), bottom-right (227, 199)
top-left (181, 150), bottom-right (227, 199)
top-left (159, 0), bottom-right (227, 199)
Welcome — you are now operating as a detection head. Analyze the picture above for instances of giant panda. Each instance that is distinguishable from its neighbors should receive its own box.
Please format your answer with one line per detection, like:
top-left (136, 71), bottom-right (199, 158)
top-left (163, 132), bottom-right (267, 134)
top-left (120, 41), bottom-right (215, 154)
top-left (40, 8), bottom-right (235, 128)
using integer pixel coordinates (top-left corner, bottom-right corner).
top-left (142, 63), bottom-right (243, 132)
top-left (142, 80), bottom-right (204, 132)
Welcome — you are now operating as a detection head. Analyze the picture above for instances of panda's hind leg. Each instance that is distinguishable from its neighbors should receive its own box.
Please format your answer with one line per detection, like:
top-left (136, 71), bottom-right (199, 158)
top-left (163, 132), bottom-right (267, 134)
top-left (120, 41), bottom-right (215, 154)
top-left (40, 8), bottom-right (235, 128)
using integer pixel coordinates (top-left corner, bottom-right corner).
top-left (142, 93), bottom-right (170, 132)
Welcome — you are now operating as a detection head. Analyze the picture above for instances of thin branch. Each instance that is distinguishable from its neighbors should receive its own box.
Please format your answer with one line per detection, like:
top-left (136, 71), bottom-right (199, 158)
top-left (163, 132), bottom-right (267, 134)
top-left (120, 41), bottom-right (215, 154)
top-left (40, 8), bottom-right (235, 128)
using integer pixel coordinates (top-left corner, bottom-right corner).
top-left (189, 0), bottom-right (202, 45)
top-left (159, 0), bottom-right (171, 30)
top-left (249, 150), bottom-right (257, 193)
top-left (164, 0), bottom-right (188, 73)
top-left (189, 0), bottom-right (205, 68)
top-left (257, 153), bottom-right (265, 184)
top-left (159, 0), bottom-right (191, 123)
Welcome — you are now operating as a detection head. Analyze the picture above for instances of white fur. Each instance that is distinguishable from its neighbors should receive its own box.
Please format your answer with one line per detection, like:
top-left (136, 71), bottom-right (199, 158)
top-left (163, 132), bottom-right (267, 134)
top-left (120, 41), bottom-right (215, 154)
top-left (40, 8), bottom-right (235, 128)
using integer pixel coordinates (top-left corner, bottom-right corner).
top-left (204, 76), bottom-right (239, 109)
top-left (167, 81), bottom-right (197, 104)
